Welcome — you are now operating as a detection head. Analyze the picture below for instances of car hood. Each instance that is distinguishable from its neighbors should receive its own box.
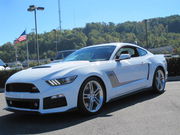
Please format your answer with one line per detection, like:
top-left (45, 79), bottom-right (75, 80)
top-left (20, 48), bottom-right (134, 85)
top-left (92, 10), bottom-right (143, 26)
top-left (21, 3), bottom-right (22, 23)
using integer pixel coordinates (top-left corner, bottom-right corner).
top-left (7, 61), bottom-right (90, 83)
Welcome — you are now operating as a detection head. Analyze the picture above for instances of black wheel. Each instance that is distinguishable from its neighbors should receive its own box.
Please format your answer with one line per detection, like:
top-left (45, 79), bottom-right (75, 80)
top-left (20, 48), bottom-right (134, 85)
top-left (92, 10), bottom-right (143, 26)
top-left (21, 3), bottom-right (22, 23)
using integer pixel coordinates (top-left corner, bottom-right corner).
top-left (78, 77), bottom-right (105, 115)
top-left (152, 68), bottom-right (166, 93)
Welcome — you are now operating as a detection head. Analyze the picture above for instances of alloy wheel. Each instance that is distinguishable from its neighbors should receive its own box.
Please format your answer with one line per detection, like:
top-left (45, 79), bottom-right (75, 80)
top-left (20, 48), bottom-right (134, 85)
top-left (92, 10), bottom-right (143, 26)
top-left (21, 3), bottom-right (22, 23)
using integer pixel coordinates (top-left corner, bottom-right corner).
top-left (155, 69), bottom-right (165, 91)
top-left (82, 80), bottom-right (104, 113)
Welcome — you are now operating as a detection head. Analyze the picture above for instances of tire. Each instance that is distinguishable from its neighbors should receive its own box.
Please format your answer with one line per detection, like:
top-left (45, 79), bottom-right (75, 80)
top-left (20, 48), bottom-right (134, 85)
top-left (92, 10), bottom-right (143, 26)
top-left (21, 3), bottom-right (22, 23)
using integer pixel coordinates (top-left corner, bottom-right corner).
top-left (78, 77), bottom-right (105, 115)
top-left (152, 67), bottom-right (166, 93)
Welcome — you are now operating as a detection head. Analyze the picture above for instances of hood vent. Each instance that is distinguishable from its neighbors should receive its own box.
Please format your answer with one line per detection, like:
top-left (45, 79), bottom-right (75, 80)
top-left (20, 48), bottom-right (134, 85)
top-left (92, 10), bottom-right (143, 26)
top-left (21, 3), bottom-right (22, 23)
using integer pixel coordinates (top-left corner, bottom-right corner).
top-left (32, 66), bottom-right (51, 69)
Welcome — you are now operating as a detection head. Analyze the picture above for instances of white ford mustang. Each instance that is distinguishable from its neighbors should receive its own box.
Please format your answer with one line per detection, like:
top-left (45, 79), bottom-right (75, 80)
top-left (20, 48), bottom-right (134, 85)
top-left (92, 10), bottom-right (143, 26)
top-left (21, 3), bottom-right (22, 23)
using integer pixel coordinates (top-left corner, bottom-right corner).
top-left (5, 43), bottom-right (168, 115)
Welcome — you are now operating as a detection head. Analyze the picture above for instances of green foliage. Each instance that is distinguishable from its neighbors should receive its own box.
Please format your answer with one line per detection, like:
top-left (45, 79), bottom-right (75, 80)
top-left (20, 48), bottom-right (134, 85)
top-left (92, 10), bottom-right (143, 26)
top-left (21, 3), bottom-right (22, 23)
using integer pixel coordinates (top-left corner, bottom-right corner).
top-left (28, 61), bottom-right (40, 67)
top-left (1, 15), bottom-right (180, 63)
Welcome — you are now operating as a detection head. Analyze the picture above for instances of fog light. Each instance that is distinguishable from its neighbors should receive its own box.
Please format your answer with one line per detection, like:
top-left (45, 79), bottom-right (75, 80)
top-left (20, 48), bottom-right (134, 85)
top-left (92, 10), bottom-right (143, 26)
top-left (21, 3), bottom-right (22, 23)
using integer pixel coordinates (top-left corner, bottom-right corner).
top-left (50, 94), bottom-right (64, 99)
top-left (43, 94), bottom-right (67, 109)
top-left (9, 101), bottom-right (12, 105)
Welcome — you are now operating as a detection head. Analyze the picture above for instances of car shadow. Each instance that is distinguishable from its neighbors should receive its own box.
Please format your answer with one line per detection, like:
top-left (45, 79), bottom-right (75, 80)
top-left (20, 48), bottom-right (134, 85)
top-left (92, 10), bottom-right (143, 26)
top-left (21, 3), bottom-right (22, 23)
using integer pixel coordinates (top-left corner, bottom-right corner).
top-left (0, 90), bottom-right (161, 135)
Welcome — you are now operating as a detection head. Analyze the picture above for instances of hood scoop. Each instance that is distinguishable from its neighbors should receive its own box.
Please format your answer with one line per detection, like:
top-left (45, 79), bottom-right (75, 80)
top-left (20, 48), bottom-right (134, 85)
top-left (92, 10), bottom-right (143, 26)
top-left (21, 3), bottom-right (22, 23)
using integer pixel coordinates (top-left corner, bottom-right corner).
top-left (32, 66), bottom-right (51, 69)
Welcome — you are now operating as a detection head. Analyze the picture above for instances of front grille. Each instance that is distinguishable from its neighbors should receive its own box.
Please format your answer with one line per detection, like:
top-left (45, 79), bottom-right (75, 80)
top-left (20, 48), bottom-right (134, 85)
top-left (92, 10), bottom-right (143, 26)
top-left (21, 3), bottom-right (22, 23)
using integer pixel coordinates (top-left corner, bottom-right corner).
top-left (6, 83), bottom-right (39, 93)
top-left (6, 97), bottom-right (39, 109)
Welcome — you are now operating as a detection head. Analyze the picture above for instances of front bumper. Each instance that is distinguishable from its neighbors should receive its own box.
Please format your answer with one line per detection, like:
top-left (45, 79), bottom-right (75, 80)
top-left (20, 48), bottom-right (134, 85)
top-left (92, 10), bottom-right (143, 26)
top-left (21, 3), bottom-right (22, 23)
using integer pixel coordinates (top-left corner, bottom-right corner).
top-left (6, 97), bottom-right (40, 109)
top-left (6, 95), bottom-right (67, 110)
top-left (5, 79), bottom-right (81, 114)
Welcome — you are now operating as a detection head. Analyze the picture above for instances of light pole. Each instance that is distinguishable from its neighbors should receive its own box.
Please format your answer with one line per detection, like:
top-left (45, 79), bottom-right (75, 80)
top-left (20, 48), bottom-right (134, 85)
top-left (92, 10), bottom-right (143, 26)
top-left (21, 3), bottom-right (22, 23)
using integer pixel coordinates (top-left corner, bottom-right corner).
top-left (53, 29), bottom-right (58, 53)
top-left (31, 28), bottom-right (36, 56)
top-left (27, 5), bottom-right (44, 64)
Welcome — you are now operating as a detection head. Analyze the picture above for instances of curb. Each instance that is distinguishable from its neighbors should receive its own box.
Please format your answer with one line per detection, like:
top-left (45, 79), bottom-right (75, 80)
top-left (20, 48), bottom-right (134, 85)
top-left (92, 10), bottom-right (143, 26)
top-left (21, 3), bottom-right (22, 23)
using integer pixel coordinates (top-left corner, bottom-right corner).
top-left (167, 76), bottom-right (180, 81)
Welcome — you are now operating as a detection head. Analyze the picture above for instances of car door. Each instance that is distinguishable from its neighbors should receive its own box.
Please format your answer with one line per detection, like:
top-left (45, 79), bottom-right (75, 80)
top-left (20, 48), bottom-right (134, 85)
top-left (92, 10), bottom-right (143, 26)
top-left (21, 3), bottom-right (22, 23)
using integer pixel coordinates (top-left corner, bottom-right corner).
top-left (136, 47), bottom-right (150, 81)
top-left (112, 46), bottom-right (148, 96)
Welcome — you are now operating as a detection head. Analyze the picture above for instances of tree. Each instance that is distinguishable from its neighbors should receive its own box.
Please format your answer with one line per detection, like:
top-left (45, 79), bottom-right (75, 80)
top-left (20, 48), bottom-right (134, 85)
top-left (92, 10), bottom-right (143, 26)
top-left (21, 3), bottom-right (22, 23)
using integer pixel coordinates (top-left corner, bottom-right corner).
top-left (1, 15), bottom-right (180, 63)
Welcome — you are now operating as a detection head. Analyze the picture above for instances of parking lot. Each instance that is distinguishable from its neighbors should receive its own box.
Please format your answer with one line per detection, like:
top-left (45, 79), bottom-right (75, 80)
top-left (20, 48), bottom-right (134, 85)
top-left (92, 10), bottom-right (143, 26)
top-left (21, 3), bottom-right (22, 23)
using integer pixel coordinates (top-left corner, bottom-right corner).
top-left (0, 81), bottom-right (180, 135)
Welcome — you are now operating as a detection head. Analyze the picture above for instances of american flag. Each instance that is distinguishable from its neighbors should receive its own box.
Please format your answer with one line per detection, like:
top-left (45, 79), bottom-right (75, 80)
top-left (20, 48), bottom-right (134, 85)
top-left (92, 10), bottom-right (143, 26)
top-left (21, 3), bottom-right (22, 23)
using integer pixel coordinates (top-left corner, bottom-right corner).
top-left (14, 30), bottom-right (27, 44)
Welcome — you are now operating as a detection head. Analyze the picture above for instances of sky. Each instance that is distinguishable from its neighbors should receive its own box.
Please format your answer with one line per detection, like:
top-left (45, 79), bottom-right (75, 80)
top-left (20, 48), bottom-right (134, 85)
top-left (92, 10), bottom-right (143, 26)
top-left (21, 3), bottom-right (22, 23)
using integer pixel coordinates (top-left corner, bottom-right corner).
top-left (0, 0), bottom-right (180, 45)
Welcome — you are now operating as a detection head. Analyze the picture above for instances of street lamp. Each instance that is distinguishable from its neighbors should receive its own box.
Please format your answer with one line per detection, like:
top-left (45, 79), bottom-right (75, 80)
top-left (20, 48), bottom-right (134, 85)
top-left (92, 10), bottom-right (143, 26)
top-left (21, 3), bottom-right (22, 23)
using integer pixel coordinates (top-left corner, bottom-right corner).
top-left (27, 5), bottom-right (44, 64)
top-left (53, 29), bottom-right (58, 53)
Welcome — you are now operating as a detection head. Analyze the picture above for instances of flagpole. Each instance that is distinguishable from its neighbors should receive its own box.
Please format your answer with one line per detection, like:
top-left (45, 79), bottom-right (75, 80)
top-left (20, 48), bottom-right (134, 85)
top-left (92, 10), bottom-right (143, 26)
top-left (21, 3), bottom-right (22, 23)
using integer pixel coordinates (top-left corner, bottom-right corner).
top-left (14, 44), bottom-right (18, 65)
top-left (25, 29), bottom-right (30, 68)
top-left (26, 38), bottom-right (30, 68)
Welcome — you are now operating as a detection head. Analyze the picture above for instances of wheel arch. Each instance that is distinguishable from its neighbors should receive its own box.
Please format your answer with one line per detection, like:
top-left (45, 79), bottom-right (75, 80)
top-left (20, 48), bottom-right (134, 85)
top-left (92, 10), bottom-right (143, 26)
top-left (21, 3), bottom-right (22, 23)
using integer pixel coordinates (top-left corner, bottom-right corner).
top-left (153, 65), bottom-right (166, 78)
top-left (78, 75), bottom-right (107, 103)
top-left (151, 65), bottom-right (166, 86)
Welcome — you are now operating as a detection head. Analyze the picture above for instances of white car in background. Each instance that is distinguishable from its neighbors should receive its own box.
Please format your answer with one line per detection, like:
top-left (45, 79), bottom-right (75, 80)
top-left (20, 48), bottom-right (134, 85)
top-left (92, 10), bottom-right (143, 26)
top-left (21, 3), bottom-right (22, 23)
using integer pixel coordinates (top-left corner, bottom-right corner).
top-left (5, 43), bottom-right (168, 115)
top-left (0, 59), bottom-right (9, 70)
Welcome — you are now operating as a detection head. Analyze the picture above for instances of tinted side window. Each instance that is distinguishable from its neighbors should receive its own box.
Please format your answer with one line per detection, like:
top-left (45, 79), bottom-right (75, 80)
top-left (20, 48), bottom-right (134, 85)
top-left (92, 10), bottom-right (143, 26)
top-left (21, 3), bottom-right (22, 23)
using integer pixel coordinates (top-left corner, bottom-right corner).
top-left (137, 48), bottom-right (148, 56)
top-left (115, 46), bottom-right (139, 58)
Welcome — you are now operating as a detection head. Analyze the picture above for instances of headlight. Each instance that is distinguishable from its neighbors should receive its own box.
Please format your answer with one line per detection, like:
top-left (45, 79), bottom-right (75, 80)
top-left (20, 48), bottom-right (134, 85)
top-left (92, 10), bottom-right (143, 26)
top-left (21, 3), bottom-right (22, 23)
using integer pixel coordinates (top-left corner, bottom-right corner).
top-left (46, 75), bottom-right (77, 86)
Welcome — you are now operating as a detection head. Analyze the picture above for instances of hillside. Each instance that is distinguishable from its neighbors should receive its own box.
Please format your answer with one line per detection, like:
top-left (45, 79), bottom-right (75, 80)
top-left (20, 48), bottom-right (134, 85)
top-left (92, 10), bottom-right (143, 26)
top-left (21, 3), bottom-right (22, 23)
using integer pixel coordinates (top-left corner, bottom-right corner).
top-left (0, 15), bottom-right (180, 62)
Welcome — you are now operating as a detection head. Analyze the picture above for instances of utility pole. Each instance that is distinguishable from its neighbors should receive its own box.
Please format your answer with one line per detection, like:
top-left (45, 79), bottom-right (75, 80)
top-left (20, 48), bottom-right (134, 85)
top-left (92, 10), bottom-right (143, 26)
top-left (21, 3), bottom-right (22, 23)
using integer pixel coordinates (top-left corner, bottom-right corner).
top-left (144, 19), bottom-right (148, 49)
top-left (58, 0), bottom-right (62, 31)
top-left (53, 29), bottom-right (58, 53)
top-left (57, 0), bottom-right (62, 51)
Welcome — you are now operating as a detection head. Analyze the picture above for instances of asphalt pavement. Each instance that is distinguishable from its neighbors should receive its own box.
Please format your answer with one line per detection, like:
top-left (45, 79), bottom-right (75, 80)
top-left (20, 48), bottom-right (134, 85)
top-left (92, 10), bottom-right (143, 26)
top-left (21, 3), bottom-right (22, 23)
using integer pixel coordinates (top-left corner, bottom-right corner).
top-left (0, 81), bottom-right (180, 135)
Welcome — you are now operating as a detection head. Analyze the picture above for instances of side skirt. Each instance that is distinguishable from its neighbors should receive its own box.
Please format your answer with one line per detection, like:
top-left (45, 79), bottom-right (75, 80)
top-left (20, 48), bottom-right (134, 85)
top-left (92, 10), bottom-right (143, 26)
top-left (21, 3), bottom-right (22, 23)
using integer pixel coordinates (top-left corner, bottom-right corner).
top-left (108, 87), bottom-right (152, 103)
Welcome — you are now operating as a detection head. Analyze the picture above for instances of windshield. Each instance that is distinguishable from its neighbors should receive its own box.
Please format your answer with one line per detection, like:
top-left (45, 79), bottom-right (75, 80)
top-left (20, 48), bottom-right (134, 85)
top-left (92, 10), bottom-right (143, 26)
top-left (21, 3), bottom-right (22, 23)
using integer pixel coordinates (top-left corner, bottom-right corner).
top-left (0, 59), bottom-right (5, 66)
top-left (63, 45), bottom-right (116, 62)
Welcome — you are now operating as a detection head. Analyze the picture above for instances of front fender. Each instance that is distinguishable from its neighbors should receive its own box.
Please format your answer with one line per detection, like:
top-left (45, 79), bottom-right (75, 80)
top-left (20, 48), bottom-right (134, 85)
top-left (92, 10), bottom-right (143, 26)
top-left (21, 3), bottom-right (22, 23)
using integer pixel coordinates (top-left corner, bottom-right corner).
top-left (70, 67), bottom-right (112, 103)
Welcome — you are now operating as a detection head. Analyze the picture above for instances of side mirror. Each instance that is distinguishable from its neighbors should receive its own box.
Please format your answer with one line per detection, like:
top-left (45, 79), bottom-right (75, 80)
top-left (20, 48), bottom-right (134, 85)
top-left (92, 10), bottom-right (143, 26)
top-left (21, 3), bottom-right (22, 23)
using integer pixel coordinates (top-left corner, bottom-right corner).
top-left (115, 54), bottom-right (131, 61)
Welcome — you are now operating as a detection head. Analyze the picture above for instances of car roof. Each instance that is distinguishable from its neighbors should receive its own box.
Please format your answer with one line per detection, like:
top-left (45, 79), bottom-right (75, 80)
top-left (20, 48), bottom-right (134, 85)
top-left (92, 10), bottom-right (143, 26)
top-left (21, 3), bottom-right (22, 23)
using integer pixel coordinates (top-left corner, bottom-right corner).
top-left (84, 42), bottom-right (143, 49)
top-left (58, 50), bottom-right (76, 53)
top-left (83, 42), bottom-right (152, 55)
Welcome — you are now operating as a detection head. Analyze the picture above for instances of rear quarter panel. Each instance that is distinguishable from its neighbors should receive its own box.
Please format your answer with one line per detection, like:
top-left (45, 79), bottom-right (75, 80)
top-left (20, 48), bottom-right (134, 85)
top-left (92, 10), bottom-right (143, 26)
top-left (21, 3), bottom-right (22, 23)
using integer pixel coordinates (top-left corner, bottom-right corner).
top-left (148, 54), bottom-right (167, 87)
